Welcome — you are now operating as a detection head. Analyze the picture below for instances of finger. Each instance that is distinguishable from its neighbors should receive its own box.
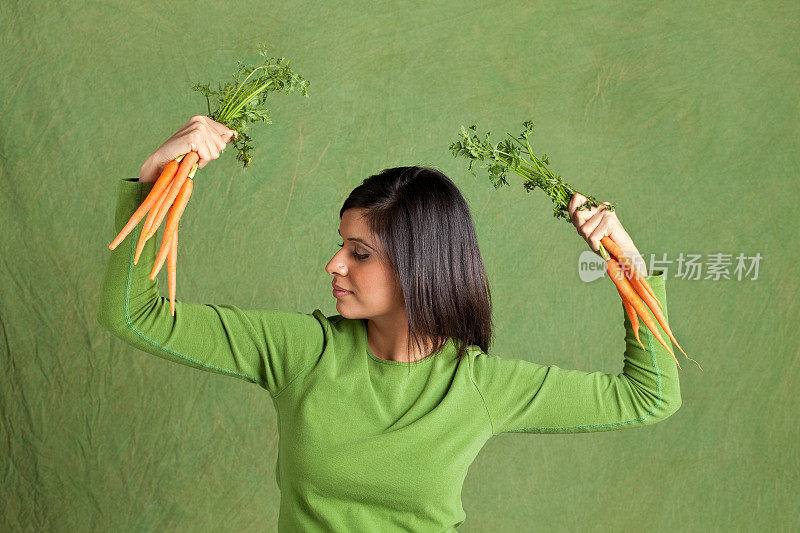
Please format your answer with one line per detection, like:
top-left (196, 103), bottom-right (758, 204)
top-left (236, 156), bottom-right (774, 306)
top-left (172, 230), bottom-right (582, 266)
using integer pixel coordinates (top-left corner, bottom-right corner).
top-left (577, 199), bottom-right (613, 227)
top-left (579, 206), bottom-right (606, 240)
top-left (189, 140), bottom-right (206, 169)
top-left (213, 134), bottom-right (227, 153)
top-left (207, 119), bottom-right (238, 145)
top-left (205, 142), bottom-right (220, 166)
top-left (575, 204), bottom-right (601, 227)
top-left (568, 193), bottom-right (586, 223)
top-left (223, 128), bottom-right (238, 143)
top-left (572, 195), bottom-right (599, 226)
top-left (208, 138), bottom-right (221, 159)
top-left (587, 220), bottom-right (612, 254)
top-left (197, 139), bottom-right (219, 169)
top-left (212, 130), bottom-right (235, 153)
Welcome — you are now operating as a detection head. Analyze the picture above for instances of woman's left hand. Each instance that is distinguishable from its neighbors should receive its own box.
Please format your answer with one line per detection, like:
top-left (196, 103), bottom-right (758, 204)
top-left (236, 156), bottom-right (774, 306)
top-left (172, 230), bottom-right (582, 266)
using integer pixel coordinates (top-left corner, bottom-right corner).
top-left (568, 193), bottom-right (648, 277)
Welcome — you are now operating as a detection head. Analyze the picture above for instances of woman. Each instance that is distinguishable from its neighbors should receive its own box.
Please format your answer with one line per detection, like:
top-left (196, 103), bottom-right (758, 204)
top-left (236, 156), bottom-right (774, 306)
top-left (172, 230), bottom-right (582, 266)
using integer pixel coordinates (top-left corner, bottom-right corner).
top-left (98, 115), bottom-right (681, 532)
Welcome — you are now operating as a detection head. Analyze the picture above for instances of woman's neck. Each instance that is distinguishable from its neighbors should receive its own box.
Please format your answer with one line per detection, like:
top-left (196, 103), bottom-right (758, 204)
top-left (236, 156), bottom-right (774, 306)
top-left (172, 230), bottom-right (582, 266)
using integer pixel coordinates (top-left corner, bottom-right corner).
top-left (365, 316), bottom-right (442, 363)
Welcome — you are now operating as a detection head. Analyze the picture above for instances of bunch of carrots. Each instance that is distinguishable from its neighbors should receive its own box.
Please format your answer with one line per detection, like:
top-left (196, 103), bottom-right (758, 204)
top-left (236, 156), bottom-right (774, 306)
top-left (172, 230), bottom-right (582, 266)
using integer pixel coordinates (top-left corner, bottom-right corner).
top-left (108, 152), bottom-right (199, 315)
top-left (450, 121), bottom-right (702, 371)
top-left (600, 236), bottom-right (702, 371)
top-left (106, 44), bottom-right (309, 316)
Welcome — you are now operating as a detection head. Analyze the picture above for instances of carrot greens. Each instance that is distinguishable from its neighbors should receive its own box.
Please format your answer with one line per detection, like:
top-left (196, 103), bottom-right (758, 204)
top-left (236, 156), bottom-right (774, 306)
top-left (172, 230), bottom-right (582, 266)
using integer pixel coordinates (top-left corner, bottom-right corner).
top-left (192, 43), bottom-right (310, 168)
top-left (450, 121), bottom-right (610, 224)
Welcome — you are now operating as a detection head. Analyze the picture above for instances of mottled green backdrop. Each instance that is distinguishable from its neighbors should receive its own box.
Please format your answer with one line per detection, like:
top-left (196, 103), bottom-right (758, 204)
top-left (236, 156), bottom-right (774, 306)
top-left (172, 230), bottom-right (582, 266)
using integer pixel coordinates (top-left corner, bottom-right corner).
top-left (1, 1), bottom-right (797, 531)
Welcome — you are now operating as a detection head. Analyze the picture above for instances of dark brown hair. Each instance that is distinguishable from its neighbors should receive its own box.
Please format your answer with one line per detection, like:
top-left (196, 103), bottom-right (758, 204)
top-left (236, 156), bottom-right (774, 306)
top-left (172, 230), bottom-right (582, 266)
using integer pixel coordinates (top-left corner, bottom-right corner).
top-left (340, 166), bottom-right (494, 364)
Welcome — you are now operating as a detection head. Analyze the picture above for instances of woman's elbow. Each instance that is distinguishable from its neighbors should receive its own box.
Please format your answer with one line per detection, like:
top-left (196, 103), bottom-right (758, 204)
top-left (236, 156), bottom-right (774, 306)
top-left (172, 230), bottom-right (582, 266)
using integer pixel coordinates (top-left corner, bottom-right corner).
top-left (653, 395), bottom-right (682, 423)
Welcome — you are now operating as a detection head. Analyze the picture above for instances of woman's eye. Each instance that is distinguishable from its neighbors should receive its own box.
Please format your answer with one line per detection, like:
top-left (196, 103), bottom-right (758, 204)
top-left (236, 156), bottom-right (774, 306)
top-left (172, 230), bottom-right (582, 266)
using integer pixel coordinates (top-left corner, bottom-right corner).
top-left (336, 241), bottom-right (368, 260)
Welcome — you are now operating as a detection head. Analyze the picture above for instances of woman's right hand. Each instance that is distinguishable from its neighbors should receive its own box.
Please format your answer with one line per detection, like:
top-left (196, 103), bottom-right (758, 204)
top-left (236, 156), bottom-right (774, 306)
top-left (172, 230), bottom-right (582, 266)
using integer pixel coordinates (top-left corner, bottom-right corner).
top-left (139, 115), bottom-right (238, 183)
top-left (568, 193), bottom-right (648, 277)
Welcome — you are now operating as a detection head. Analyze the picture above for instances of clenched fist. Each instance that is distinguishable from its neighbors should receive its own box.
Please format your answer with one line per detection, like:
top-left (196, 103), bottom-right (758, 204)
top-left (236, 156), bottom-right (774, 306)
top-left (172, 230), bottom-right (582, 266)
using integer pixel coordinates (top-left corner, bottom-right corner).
top-left (139, 115), bottom-right (238, 183)
top-left (568, 193), bottom-right (648, 277)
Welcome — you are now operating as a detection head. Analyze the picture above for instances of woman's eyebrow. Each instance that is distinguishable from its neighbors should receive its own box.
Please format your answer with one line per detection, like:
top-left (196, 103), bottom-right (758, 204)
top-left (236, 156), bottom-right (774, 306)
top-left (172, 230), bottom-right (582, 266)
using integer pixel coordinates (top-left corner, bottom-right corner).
top-left (338, 228), bottom-right (376, 251)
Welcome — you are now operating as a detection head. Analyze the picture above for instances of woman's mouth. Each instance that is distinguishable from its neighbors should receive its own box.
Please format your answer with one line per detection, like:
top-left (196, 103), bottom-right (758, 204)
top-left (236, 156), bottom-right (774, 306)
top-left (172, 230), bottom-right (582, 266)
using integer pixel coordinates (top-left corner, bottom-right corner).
top-left (332, 281), bottom-right (353, 298)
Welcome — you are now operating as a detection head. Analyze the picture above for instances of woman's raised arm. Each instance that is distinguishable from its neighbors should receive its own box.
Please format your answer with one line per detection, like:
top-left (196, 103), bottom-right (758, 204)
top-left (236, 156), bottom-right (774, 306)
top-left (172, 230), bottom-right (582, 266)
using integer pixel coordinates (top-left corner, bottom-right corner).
top-left (468, 196), bottom-right (681, 435)
top-left (98, 120), bottom-right (325, 397)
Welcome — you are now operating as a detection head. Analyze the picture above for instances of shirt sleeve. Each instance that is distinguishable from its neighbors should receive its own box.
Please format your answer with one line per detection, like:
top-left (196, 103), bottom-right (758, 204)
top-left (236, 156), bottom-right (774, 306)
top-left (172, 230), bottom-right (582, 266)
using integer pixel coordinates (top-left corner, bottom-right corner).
top-left (96, 178), bottom-right (326, 398)
top-left (469, 271), bottom-right (682, 435)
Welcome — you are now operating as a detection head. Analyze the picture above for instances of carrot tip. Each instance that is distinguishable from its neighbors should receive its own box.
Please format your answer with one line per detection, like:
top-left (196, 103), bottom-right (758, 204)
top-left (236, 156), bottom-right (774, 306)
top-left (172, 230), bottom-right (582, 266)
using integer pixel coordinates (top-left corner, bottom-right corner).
top-left (633, 328), bottom-right (644, 352)
top-left (675, 342), bottom-right (688, 358)
top-left (681, 352), bottom-right (703, 371)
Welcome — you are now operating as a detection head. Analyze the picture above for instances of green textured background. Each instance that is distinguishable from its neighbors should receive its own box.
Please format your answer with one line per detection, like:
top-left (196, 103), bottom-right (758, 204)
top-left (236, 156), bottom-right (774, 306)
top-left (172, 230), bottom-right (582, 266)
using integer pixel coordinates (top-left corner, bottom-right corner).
top-left (2, 1), bottom-right (797, 531)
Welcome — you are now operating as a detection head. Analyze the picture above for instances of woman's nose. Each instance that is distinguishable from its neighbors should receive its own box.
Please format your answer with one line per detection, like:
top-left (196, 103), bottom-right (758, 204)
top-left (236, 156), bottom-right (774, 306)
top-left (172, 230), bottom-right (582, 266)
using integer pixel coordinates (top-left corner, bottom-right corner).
top-left (325, 253), bottom-right (347, 276)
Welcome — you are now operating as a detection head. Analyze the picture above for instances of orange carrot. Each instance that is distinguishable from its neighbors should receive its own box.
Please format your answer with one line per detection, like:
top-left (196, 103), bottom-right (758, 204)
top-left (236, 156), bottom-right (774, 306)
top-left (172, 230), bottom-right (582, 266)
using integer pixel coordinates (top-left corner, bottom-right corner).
top-left (627, 274), bottom-right (703, 371)
top-left (140, 151), bottom-right (199, 241)
top-left (109, 159), bottom-right (180, 251)
top-left (606, 258), bottom-right (683, 370)
top-left (134, 151), bottom-right (199, 265)
top-left (150, 176), bottom-right (193, 280)
top-left (168, 226), bottom-right (178, 316)
top-left (616, 285), bottom-right (644, 351)
top-left (135, 181), bottom-right (173, 265)
top-left (143, 190), bottom-right (171, 241)
top-left (600, 236), bottom-right (661, 309)
top-left (629, 265), bottom-right (659, 309)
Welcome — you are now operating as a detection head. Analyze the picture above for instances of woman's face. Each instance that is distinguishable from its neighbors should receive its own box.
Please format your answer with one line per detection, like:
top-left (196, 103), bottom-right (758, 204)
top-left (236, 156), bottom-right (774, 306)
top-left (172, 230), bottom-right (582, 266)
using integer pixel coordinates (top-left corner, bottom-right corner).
top-left (325, 208), bottom-right (404, 319)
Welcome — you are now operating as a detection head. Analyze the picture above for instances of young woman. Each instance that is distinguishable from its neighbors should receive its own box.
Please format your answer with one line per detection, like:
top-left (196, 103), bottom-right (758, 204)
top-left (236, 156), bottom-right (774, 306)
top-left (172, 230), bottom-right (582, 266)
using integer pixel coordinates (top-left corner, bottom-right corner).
top-left (98, 115), bottom-right (681, 532)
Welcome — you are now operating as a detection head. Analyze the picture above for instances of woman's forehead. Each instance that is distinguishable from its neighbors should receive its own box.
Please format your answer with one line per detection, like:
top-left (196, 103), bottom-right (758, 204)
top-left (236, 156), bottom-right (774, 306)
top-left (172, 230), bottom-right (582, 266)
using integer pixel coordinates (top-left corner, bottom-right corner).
top-left (340, 209), bottom-right (378, 248)
top-left (340, 208), bottom-right (369, 233)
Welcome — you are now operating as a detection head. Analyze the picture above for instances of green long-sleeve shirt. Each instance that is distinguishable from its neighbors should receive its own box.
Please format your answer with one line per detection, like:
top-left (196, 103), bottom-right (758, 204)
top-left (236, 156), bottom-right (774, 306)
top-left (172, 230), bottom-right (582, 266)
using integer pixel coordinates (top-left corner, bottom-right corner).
top-left (97, 178), bottom-right (682, 532)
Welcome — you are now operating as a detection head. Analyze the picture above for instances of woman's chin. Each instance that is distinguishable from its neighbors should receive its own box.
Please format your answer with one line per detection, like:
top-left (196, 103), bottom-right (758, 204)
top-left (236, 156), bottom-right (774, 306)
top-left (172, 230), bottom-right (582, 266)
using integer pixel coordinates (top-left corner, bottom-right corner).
top-left (334, 300), bottom-right (355, 319)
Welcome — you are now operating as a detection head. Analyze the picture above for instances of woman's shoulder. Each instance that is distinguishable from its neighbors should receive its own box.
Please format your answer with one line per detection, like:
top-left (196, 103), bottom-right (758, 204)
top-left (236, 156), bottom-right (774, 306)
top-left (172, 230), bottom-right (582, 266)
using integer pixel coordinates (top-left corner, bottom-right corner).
top-left (309, 309), bottom-right (363, 342)
top-left (312, 309), bottom-right (351, 329)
